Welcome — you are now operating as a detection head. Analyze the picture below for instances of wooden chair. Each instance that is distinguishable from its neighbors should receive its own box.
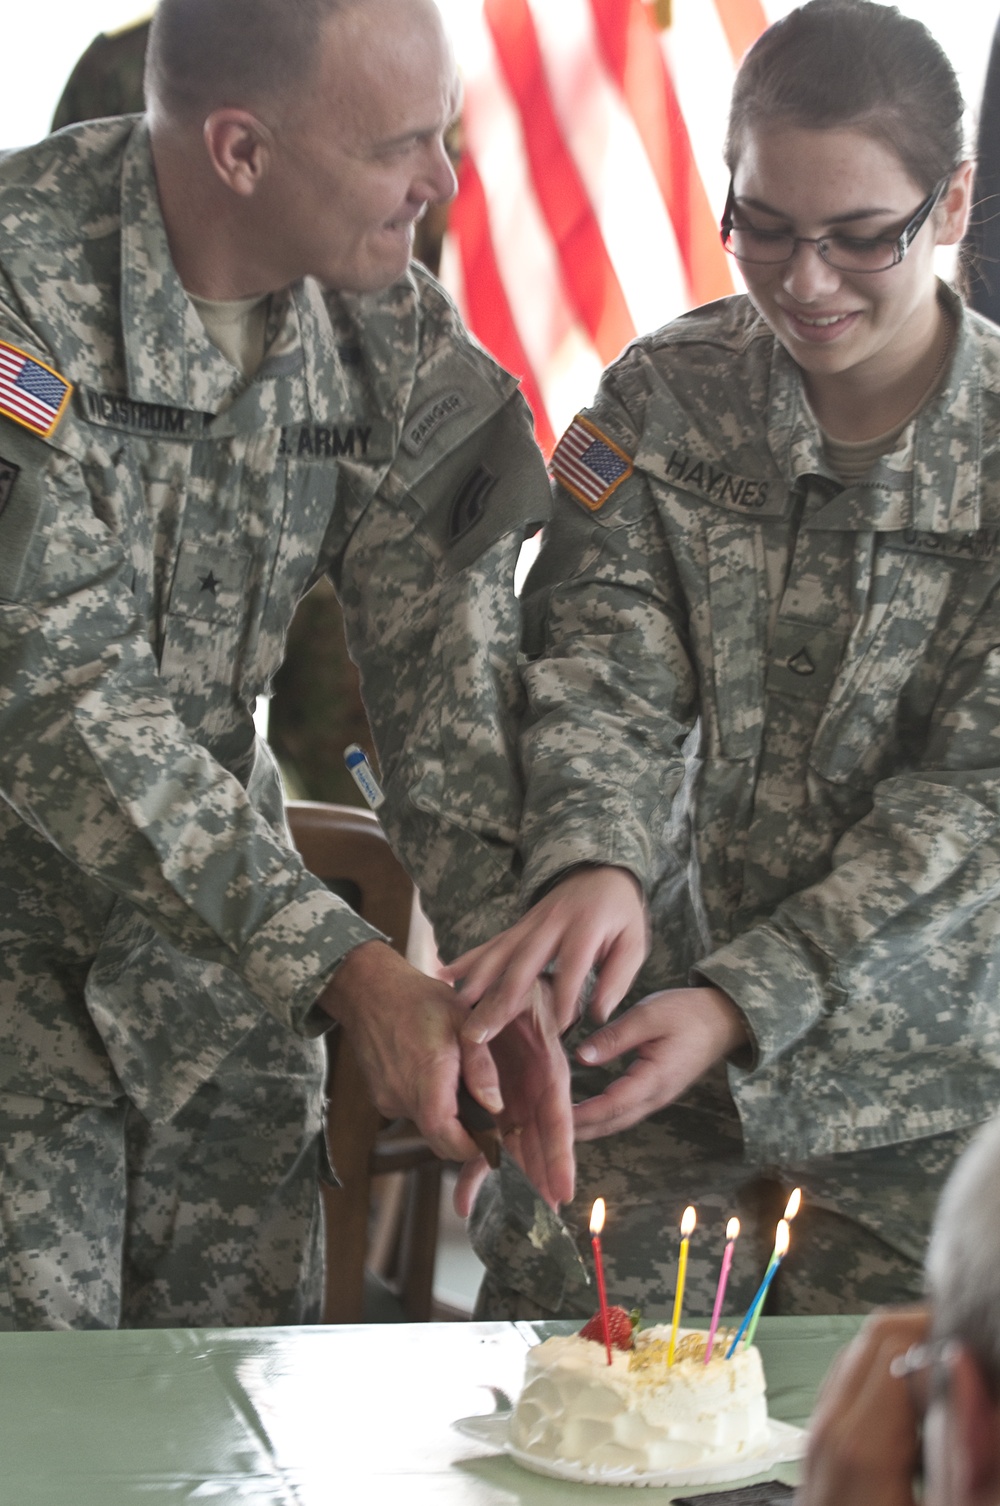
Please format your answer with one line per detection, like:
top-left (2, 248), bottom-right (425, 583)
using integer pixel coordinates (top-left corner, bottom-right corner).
top-left (286, 800), bottom-right (443, 1323)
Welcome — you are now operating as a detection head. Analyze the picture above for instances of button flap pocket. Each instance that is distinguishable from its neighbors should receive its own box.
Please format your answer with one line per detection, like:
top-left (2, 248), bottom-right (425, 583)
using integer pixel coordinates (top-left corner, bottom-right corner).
top-left (167, 540), bottom-right (250, 622)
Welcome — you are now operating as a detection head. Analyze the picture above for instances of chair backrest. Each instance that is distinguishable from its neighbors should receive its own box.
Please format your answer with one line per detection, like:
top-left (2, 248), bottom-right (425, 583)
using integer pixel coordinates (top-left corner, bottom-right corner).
top-left (285, 799), bottom-right (439, 1322)
top-left (285, 800), bottom-right (416, 954)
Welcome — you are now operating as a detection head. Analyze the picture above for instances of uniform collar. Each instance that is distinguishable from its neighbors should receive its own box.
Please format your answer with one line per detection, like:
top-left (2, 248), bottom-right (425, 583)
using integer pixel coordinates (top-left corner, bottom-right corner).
top-left (766, 282), bottom-right (985, 534)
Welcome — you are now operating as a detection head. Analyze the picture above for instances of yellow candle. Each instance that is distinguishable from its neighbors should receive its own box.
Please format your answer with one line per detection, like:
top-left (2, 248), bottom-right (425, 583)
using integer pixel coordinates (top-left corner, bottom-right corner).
top-left (667, 1205), bottom-right (697, 1365)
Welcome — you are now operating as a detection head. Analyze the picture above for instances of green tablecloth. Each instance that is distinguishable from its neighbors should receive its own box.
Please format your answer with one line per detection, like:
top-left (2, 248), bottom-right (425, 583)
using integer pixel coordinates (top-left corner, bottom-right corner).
top-left (0, 1315), bottom-right (864, 1504)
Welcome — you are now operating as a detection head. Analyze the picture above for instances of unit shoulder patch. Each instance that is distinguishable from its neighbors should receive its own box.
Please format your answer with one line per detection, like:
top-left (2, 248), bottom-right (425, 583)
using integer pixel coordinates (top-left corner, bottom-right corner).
top-left (551, 416), bottom-right (634, 512)
top-left (0, 341), bottom-right (72, 439)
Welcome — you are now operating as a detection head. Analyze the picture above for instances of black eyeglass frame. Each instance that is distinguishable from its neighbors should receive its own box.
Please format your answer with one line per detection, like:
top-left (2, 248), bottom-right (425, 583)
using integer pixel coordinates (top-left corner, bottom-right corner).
top-left (719, 172), bottom-right (953, 272)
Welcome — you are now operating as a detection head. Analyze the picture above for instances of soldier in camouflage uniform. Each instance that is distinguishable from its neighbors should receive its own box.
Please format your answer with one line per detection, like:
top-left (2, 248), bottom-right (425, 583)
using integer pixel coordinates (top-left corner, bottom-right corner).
top-left (0, 0), bottom-right (559, 1329)
top-left (456, 0), bottom-right (1000, 1321)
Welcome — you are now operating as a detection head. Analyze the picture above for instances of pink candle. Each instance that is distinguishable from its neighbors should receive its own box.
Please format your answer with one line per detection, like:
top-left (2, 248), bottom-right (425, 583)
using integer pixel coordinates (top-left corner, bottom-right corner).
top-left (705, 1218), bottom-right (740, 1362)
top-left (590, 1199), bottom-right (612, 1366)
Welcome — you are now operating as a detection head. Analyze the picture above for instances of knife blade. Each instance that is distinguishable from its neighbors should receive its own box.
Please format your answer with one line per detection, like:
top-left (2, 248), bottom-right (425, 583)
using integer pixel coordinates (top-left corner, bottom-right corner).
top-left (457, 1079), bottom-right (591, 1310)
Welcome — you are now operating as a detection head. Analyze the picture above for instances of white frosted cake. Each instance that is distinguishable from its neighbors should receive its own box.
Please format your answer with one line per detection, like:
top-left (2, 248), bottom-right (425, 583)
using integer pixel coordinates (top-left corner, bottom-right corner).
top-left (510, 1324), bottom-right (769, 1476)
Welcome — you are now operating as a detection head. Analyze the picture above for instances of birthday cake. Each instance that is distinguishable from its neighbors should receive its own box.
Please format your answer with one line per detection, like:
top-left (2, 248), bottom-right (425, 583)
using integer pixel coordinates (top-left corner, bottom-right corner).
top-left (509, 1315), bottom-right (769, 1476)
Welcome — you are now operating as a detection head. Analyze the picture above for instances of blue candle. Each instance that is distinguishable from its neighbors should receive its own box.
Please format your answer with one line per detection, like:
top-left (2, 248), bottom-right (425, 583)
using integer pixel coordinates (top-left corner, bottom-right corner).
top-left (725, 1219), bottom-right (790, 1358)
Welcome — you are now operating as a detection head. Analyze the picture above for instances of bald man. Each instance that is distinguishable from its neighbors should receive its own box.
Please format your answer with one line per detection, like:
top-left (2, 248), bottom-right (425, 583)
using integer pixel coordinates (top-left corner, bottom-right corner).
top-left (0, 0), bottom-right (561, 1329)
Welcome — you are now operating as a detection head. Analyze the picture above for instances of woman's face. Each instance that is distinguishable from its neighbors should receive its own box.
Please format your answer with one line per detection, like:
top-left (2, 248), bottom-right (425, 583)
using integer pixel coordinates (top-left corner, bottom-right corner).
top-left (729, 124), bottom-right (970, 391)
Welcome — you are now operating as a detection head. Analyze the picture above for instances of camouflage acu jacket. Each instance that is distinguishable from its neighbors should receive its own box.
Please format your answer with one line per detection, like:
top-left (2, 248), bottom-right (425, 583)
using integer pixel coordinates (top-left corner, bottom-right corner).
top-left (524, 288), bottom-right (1000, 1162)
top-left (0, 118), bottom-right (547, 1121)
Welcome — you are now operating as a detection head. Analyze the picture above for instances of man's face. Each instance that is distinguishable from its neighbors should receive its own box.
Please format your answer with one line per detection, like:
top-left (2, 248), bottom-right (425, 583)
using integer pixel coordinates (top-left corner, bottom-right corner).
top-left (264, 0), bottom-right (459, 292)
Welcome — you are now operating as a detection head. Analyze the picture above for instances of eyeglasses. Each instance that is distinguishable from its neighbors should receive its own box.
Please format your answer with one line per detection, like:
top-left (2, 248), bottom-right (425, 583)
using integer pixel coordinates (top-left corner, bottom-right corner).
top-left (720, 173), bottom-right (952, 273)
top-left (889, 1339), bottom-right (958, 1419)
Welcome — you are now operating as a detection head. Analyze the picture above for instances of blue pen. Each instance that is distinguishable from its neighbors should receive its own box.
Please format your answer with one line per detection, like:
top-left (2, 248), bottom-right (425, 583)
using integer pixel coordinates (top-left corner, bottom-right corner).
top-left (343, 743), bottom-right (385, 811)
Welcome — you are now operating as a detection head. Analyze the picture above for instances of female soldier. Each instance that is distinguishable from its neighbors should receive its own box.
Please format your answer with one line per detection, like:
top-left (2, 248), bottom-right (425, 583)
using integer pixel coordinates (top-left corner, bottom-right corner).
top-left (454, 0), bottom-right (998, 1320)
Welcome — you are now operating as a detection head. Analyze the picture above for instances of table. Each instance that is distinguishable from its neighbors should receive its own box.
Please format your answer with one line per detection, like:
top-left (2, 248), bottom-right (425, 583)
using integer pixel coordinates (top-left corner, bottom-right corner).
top-left (0, 1315), bottom-right (864, 1504)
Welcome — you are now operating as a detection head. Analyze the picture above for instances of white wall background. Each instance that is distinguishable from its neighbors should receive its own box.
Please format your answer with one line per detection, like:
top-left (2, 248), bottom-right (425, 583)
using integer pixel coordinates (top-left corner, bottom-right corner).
top-left (2, 1), bottom-right (997, 154)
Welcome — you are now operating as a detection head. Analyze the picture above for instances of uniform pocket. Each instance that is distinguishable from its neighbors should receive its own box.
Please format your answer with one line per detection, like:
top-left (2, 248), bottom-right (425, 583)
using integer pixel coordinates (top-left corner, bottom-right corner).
top-left (159, 540), bottom-right (250, 705)
top-left (705, 519), bottom-right (766, 761)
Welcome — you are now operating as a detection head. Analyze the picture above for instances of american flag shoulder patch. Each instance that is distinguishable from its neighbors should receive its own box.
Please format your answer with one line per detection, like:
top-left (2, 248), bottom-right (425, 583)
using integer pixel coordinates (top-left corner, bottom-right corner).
top-left (0, 340), bottom-right (73, 439)
top-left (551, 416), bottom-right (634, 512)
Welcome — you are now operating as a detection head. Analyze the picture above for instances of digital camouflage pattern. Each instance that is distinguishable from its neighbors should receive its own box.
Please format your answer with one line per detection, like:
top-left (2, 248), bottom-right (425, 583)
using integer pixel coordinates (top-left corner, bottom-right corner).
top-left (473, 1066), bottom-right (975, 1320)
top-left (474, 285), bottom-right (1000, 1319)
top-left (0, 117), bottom-right (547, 1326)
top-left (0, 1015), bottom-right (325, 1329)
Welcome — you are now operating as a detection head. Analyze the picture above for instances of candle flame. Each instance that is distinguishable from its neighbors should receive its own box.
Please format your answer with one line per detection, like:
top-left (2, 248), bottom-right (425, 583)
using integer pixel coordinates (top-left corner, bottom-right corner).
top-left (590, 1198), bottom-right (606, 1236)
top-left (784, 1187), bottom-right (802, 1221)
top-left (726, 1217), bottom-right (741, 1241)
top-left (681, 1205), bottom-right (697, 1237)
top-left (775, 1218), bottom-right (791, 1258)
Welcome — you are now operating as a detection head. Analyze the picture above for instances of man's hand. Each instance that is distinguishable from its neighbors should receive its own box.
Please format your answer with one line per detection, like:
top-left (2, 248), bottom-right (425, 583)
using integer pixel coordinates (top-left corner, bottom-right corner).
top-left (571, 985), bottom-right (749, 1140)
top-left (798, 1308), bottom-right (929, 1506)
top-left (452, 980), bottom-right (575, 1218)
top-left (444, 867), bottom-right (649, 1043)
top-left (317, 940), bottom-right (500, 1162)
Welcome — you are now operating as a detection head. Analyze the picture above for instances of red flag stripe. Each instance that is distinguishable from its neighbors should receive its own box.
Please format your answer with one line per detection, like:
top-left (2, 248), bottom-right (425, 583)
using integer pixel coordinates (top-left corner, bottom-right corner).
top-left (588, 0), bottom-right (734, 308)
top-left (484, 0), bottom-right (637, 366)
top-left (449, 153), bottom-right (557, 455)
top-left (715, 0), bottom-right (769, 64)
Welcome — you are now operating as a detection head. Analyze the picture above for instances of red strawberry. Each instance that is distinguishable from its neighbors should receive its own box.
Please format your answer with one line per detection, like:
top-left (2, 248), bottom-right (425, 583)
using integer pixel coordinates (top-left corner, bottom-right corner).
top-left (579, 1305), bottom-right (637, 1351)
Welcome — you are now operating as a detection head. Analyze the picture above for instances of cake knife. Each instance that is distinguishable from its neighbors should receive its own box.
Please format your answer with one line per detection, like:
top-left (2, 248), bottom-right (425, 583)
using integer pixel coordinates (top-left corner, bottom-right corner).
top-left (457, 1079), bottom-right (592, 1311)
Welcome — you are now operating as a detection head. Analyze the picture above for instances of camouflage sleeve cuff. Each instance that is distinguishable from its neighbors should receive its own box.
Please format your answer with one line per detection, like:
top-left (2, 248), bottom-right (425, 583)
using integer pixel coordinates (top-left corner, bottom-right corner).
top-left (694, 921), bottom-right (831, 1072)
top-left (520, 821), bottom-right (650, 910)
top-left (237, 884), bottom-right (385, 1036)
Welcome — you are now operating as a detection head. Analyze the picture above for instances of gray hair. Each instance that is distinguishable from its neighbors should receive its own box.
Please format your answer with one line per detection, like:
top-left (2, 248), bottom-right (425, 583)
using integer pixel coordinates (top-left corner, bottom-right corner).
top-left (926, 1114), bottom-right (1000, 1395)
top-left (145, 0), bottom-right (362, 122)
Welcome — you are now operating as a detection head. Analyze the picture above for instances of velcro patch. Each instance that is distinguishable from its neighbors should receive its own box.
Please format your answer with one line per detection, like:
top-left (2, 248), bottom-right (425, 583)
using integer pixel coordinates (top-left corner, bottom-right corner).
top-left (885, 526), bottom-right (997, 561)
top-left (402, 389), bottom-right (469, 457)
top-left (552, 416), bottom-right (633, 512)
top-left (0, 341), bottom-right (72, 438)
top-left (0, 454), bottom-right (19, 518)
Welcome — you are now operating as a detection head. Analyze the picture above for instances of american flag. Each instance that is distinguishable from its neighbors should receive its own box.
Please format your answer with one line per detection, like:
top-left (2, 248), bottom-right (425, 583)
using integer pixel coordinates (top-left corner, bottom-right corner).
top-left (0, 340), bottom-right (72, 438)
top-left (440, 0), bottom-right (771, 455)
top-left (551, 415), bottom-right (633, 510)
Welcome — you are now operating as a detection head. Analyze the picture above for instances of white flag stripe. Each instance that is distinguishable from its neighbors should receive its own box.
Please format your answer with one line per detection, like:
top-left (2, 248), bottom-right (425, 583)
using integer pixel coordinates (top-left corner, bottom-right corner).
top-left (657, 10), bottom-right (742, 238)
top-left (459, 28), bottom-right (579, 380)
top-left (530, 0), bottom-right (691, 337)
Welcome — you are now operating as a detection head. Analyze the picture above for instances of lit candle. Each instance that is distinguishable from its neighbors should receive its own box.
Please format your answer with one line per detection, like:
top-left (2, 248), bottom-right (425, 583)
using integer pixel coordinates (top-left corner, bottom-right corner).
top-left (784, 1187), bottom-right (802, 1225)
top-left (667, 1205), bottom-right (697, 1365)
top-left (726, 1219), bottom-right (790, 1357)
top-left (590, 1199), bottom-right (612, 1366)
top-left (704, 1217), bottom-right (740, 1363)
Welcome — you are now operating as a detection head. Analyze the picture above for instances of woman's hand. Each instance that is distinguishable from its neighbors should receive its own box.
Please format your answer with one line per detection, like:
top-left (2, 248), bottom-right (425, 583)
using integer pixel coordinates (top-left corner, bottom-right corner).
top-left (571, 985), bottom-right (750, 1140)
top-left (452, 979), bottom-right (575, 1217)
top-left (444, 867), bottom-right (649, 1044)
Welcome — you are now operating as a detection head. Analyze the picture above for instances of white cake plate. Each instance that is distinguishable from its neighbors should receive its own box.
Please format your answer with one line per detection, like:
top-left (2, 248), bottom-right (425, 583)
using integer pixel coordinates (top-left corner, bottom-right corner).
top-left (453, 1411), bottom-right (808, 1488)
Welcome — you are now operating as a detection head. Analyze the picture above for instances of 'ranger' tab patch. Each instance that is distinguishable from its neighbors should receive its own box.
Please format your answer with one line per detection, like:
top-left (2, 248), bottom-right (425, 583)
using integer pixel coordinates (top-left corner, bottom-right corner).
top-left (552, 415), bottom-right (633, 512)
top-left (0, 341), bottom-right (72, 439)
top-left (402, 390), bottom-right (469, 457)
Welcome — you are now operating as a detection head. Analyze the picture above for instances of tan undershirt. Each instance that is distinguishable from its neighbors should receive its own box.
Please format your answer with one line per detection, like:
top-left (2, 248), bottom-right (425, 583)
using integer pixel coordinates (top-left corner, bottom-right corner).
top-left (821, 305), bottom-right (956, 482)
top-left (188, 290), bottom-right (271, 379)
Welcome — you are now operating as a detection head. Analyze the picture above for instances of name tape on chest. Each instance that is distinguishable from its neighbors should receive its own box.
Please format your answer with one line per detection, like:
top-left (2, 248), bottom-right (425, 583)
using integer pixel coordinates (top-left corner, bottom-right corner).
top-left (82, 389), bottom-right (208, 438)
top-left (552, 416), bottom-right (634, 512)
top-left (659, 447), bottom-right (777, 514)
top-left (0, 342), bottom-right (72, 439)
